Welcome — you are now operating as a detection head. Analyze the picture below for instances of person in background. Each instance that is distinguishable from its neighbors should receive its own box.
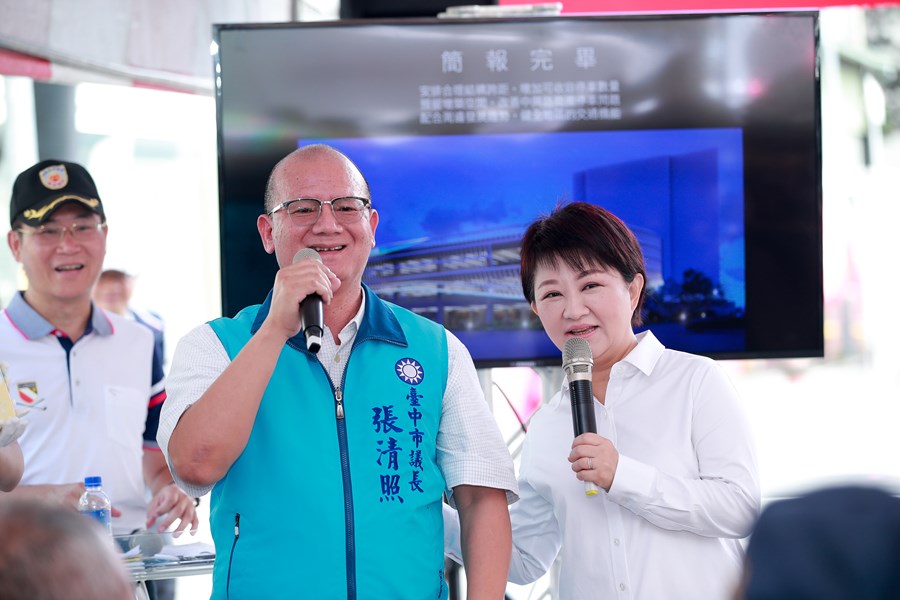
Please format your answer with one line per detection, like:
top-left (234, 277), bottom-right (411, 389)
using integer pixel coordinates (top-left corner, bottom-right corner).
top-left (737, 484), bottom-right (900, 599)
top-left (0, 365), bottom-right (26, 491)
top-left (159, 144), bottom-right (517, 599)
top-left (94, 268), bottom-right (166, 366)
top-left (445, 201), bottom-right (760, 599)
top-left (0, 160), bottom-right (197, 598)
top-left (0, 499), bottom-right (134, 600)
top-left (0, 441), bottom-right (23, 492)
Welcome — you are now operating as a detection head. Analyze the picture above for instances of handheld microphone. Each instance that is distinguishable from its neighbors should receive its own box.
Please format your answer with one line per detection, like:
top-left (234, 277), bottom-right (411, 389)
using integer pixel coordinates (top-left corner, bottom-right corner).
top-left (292, 248), bottom-right (324, 354)
top-left (563, 337), bottom-right (599, 497)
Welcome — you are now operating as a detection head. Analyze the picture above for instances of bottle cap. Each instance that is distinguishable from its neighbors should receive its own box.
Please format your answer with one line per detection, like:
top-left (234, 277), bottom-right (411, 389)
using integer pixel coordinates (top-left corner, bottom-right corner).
top-left (84, 475), bottom-right (102, 487)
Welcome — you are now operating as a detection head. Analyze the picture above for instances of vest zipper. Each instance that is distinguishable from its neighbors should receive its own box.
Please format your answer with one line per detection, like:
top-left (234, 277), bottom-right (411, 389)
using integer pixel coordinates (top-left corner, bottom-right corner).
top-left (335, 378), bottom-right (355, 598)
top-left (335, 387), bottom-right (345, 419)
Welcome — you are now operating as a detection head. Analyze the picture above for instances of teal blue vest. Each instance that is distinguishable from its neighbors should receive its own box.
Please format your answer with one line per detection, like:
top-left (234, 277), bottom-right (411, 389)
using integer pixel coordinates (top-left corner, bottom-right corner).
top-left (207, 286), bottom-right (449, 600)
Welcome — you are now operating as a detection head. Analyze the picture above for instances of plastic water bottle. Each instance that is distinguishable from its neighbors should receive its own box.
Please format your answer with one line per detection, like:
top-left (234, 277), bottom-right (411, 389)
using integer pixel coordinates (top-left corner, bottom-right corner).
top-left (77, 475), bottom-right (112, 535)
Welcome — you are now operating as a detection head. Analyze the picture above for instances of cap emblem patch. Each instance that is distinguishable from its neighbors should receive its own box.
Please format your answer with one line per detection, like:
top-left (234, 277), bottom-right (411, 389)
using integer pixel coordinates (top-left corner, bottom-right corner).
top-left (38, 165), bottom-right (69, 190)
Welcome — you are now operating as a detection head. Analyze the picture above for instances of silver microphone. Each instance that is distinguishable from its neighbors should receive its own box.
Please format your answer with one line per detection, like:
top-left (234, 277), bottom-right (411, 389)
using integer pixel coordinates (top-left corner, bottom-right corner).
top-left (563, 337), bottom-right (599, 497)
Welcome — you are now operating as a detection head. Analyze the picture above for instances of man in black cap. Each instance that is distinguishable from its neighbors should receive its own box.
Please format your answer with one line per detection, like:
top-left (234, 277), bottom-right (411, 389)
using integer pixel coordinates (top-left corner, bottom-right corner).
top-left (0, 160), bottom-right (197, 598)
top-left (0, 362), bottom-right (26, 492)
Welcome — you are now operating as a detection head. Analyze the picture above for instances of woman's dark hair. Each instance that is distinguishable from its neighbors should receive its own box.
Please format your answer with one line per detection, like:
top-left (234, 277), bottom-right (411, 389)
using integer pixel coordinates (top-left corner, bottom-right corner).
top-left (520, 201), bottom-right (647, 326)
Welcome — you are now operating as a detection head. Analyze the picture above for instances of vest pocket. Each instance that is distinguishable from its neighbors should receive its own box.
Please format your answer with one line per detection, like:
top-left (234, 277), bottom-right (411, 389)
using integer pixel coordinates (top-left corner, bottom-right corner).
top-left (226, 512), bottom-right (240, 600)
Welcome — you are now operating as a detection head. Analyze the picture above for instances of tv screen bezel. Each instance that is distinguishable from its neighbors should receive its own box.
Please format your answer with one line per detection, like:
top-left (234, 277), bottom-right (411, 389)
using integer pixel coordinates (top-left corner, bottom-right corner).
top-left (213, 12), bottom-right (823, 366)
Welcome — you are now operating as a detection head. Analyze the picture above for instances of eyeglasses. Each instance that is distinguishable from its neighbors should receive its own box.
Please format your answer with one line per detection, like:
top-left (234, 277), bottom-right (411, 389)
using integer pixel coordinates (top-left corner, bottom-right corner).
top-left (268, 196), bottom-right (371, 226)
top-left (16, 222), bottom-right (107, 246)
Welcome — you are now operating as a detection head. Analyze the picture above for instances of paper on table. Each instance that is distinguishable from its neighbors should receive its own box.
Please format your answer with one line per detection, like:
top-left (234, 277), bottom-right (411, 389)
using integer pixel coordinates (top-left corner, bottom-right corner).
top-left (161, 541), bottom-right (215, 559)
top-left (0, 368), bottom-right (16, 420)
top-left (122, 540), bottom-right (214, 564)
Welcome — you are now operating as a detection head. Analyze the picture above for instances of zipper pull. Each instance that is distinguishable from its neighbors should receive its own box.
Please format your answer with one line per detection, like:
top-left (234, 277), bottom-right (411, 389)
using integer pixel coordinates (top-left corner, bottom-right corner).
top-left (234, 513), bottom-right (240, 538)
top-left (335, 388), bottom-right (345, 419)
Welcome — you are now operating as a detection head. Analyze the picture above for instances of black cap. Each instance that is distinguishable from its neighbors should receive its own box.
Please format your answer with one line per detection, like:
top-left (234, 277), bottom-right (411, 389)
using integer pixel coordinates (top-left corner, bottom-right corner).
top-left (10, 160), bottom-right (105, 227)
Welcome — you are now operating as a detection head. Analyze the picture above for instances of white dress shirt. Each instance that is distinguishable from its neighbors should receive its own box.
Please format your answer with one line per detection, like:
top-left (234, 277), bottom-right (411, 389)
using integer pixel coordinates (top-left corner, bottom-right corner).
top-left (446, 330), bottom-right (759, 599)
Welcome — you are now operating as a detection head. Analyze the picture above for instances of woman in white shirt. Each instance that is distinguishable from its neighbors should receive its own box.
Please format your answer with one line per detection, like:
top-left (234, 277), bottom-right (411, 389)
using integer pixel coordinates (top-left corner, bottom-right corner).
top-left (446, 201), bottom-right (760, 600)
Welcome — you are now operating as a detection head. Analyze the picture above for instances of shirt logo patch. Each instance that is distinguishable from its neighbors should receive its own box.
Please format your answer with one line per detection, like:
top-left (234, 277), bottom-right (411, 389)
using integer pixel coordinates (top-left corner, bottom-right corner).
top-left (17, 382), bottom-right (38, 405)
top-left (39, 164), bottom-right (69, 190)
top-left (395, 358), bottom-right (424, 385)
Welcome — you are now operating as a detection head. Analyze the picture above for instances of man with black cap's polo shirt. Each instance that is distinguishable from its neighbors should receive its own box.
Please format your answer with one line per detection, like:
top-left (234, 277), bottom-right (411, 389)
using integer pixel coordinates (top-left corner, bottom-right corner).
top-left (0, 161), bottom-right (197, 596)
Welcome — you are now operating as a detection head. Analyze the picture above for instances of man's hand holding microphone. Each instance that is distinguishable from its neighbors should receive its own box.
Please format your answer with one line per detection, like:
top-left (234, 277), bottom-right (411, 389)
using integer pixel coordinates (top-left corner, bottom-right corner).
top-left (264, 249), bottom-right (339, 351)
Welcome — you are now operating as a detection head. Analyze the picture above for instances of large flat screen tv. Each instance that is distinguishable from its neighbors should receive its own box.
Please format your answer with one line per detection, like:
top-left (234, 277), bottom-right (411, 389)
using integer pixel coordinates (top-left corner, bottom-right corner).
top-left (213, 12), bottom-right (823, 367)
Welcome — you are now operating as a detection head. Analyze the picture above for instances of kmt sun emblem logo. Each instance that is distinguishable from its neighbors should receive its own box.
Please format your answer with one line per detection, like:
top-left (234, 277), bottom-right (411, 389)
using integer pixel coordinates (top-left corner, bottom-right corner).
top-left (395, 358), bottom-right (424, 385)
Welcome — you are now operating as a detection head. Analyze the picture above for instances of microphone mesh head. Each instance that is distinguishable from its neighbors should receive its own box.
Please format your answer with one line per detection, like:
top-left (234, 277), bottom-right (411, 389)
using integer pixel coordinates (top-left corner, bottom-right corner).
top-left (292, 248), bottom-right (322, 264)
top-left (563, 337), bottom-right (593, 369)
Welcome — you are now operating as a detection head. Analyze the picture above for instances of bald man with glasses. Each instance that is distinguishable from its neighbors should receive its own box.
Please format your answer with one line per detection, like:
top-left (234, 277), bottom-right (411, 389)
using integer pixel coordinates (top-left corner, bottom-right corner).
top-left (160, 144), bottom-right (517, 600)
